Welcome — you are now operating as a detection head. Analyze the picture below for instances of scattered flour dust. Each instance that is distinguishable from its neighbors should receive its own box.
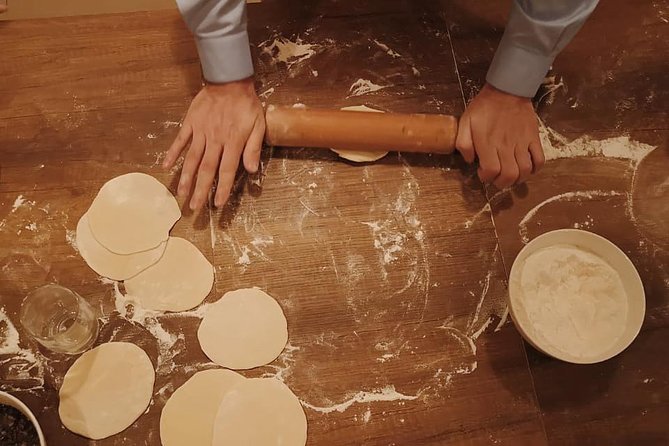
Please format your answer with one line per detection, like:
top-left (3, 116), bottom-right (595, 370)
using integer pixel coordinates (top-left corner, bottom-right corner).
top-left (301, 385), bottom-right (419, 414)
top-left (259, 36), bottom-right (317, 69)
top-left (105, 279), bottom-right (198, 375)
top-left (539, 121), bottom-right (655, 163)
top-left (508, 123), bottom-right (659, 243)
top-left (348, 79), bottom-right (388, 97)
top-left (464, 203), bottom-right (491, 229)
top-left (362, 165), bottom-right (427, 284)
top-left (0, 308), bottom-right (45, 388)
top-left (518, 190), bottom-right (625, 243)
top-left (362, 221), bottom-right (405, 266)
top-left (234, 234), bottom-right (275, 267)
top-left (65, 229), bottom-right (79, 254)
top-left (260, 342), bottom-right (299, 383)
top-left (514, 244), bottom-right (628, 359)
top-left (372, 39), bottom-right (401, 58)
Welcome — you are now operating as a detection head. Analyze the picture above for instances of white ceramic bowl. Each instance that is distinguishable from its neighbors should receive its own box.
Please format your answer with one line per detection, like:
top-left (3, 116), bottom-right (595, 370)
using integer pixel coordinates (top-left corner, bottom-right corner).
top-left (0, 391), bottom-right (46, 445)
top-left (508, 229), bottom-right (645, 364)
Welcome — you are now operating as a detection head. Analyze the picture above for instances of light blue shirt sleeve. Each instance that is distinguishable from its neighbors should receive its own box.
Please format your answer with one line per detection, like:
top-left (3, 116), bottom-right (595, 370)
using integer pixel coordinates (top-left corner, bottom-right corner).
top-left (176, 0), bottom-right (254, 83)
top-left (487, 0), bottom-right (599, 98)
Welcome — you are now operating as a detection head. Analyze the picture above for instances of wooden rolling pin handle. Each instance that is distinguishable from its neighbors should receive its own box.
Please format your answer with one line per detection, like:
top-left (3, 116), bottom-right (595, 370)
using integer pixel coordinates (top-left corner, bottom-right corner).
top-left (265, 106), bottom-right (458, 154)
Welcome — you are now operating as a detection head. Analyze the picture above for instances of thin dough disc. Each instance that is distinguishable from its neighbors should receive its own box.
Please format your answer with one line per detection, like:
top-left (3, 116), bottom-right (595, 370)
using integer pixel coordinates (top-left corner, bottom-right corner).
top-left (59, 342), bottom-right (155, 440)
top-left (124, 237), bottom-right (214, 312)
top-left (160, 369), bottom-right (246, 446)
top-left (212, 378), bottom-right (307, 446)
top-left (198, 288), bottom-right (288, 369)
top-left (76, 212), bottom-right (166, 281)
top-left (87, 173), bottom-right (181, 254)
top-left (331, 105), bottom-right (389, 162)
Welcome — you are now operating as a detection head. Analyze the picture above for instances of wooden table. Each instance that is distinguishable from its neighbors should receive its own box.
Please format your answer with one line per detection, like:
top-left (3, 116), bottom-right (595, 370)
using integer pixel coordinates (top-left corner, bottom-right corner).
top-left (1, 1), bottom-right (667, 444)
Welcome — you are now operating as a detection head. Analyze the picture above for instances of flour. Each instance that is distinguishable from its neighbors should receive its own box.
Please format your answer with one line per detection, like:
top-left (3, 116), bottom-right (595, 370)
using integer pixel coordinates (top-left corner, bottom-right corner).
top-left (260, 36), bottom-right (317, 69)
top-left (518, 190), bottom-right (625, 243)
top-left (107, 280), bottom-right (188, 375)
top-left (301, 385), bottom-right (418, 414)
top-left (348, 79), bottom-right (388, 97)
top-left (0, 309), bottom-right (45, 387)
top-left (464, 203), bottom-right (491, 229)
top-left (539, 123), bottom-right (655, 163)
top-left (260, 342), bottom-right (299, 383)
top-left (11, 195), bottom-right (34, 212)
top-left (259, 87), bottom-right (275, 99)
top-left (65, 229), bottom-right (79, 254)
top-left (372, 39), bottom-right (401, 58)
top-left (362, 221), bottom-right (406, 265)
top-left (514, 245), bottom-right (628, 359)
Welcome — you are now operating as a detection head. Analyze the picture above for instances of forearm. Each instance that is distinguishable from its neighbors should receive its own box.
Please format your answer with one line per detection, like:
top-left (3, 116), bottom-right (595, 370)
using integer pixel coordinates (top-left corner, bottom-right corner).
top-left (486, 0), bottom-right (599, 98)
top-left (176, 0), bottom-right (254, 84)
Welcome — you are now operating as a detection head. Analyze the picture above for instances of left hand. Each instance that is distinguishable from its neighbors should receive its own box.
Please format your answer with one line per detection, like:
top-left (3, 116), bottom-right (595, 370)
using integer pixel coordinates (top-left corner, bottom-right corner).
top-left (455, 83), bottom-right (545, 188)
top-left (163, 77), bottom-right (265, 211)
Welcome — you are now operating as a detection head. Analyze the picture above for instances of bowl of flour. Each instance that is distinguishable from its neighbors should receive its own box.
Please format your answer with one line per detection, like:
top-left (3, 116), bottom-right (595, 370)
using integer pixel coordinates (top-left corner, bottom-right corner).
top-left (508, 229), bottom-right (645, 364)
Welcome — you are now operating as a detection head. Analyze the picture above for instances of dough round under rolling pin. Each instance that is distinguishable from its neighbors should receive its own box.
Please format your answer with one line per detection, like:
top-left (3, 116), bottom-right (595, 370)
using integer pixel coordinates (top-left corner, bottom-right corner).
top-left (330, 105), bottom-right (389, 162)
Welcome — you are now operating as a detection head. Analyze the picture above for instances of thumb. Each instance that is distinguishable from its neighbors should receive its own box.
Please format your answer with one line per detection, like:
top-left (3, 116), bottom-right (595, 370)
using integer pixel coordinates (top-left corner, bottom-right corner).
top-left (242, 117), bottom-right (265, 174)
top-left (455, 114), bottom-right (476, 163)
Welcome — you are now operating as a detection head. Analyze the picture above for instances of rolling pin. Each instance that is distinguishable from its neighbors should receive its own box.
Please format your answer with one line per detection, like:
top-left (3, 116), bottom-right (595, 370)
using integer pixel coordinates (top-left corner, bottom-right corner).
top-left (265, 106), bottom-right (458, 154)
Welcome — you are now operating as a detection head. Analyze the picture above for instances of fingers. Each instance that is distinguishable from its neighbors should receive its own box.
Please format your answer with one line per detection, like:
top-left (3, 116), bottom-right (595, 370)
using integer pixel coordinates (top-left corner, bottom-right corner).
top-left (178, 132), bottom-right (205, 198)
top-left (190, 139), bottom-right (222, 211)
top-left (163, 123), bottom-right (192, 169)
top-left (455, 114), bottom-right (476, 163)
top-left (474, 130), bottom-right (501, 184)
top-left (214, 137), bottom-right (244, 208)
top-left (529, 138), bottom-right (545, 173)
top-left (515, 144), bottom-right (533, 184)
top-left (242, 117), bottom-right (265, 174)
top-left (493, 142), bottom-right (519, 189)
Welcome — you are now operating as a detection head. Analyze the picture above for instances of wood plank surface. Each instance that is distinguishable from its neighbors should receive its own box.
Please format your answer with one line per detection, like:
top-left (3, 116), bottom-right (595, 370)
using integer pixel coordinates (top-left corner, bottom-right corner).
top-left (446, 1), bottom-right (669, 445)
top-left (0, 1), bottom-right (667, 445)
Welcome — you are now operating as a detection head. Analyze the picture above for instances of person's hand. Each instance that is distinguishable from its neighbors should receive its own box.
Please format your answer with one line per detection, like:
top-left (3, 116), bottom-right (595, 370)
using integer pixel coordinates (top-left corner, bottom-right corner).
top-left (0, 1), bottom-right (8, 14)
top-left (163, 77), bottom-right (265, 210)
top-left (455, 83), bottom-right (544, 188)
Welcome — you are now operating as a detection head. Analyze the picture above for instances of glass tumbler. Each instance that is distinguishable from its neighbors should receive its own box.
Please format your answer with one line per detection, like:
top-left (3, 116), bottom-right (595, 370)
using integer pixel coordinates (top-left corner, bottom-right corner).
top-left (19, 284), bottom-right (99, 355)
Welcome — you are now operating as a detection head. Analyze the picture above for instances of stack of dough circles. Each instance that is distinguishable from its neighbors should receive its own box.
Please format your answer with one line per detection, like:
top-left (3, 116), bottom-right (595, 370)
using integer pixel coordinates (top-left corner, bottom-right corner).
top-left (86, 172), bottom-right (181, 255)
top-left (161, 374), bottom-right (306, 446)
top-left (76, 212), bottom-right (166, 281)
top-left (124, 237), bottom-right (214, 312)
top-left (59, 342), bottom-right (155, 440)
top-left (160, 369), bottom-right (245, 446)
top-left (198, 288), bottom-right (288, 369)
top-left (331, 105), bottom-right (389, 162)
top-left (212, 378), bottom-right (307, 446)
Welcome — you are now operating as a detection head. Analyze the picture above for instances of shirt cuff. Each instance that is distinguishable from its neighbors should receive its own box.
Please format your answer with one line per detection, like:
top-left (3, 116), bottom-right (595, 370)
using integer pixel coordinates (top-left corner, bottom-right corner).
top-left (195, 31), bottom-right (254, 84)
top-left (486, 42), bottom-right (553, 98)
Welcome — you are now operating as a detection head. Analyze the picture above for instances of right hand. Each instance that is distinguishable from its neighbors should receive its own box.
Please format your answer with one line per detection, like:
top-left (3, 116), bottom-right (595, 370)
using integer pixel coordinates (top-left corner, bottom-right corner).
top-left (163, 77), bottom-right (266, 211)
top-left (455, 83), bottom-right (544, 189)
top-left (0, 1), bottom-right (8, 14)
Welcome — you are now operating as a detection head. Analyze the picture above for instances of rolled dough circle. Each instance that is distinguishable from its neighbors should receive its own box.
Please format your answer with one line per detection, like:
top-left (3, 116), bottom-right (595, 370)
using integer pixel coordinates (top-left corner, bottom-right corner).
top-left (87, 172), bottom-right (181, 254)
top-left (160, 369), bottom-right (246, 446)
top-left (124, 237), bottom-right (214, 312)
top-left (212, 378), bottom-right (307, 446)
top-left (197, 288), bottom-right (288, 369)
top-left (58, 342), bottom-right (155, 440)
top-left (76, 212), bottom-right (166, 281)
top-left (331, 105), bottom-right (389, 162)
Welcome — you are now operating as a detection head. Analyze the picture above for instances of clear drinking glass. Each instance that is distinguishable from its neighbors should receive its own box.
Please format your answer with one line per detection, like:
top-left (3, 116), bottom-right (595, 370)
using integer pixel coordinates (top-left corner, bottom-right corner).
top-left (19, 284), bottom-right (99, 355)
